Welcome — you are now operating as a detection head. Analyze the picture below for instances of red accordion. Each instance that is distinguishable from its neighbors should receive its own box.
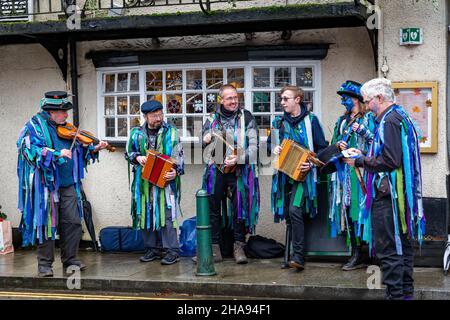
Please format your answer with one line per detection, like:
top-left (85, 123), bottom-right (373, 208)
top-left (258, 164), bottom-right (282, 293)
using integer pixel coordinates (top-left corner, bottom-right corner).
top-left (142, 149), bottom-right (175, 188)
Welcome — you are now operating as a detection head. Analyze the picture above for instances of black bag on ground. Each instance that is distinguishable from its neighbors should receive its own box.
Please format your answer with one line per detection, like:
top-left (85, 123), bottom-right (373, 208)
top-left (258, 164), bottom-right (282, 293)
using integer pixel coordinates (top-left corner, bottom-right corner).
top-left (99, 227), bottom-right (145, 253)
top-left (244, 235), bottom-right (285, 259)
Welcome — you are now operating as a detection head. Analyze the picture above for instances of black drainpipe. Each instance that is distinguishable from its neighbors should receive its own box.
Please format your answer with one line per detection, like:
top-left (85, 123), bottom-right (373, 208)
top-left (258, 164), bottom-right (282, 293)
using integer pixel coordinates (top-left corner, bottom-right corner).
top-left (70, 38), bottom-right (79, 127)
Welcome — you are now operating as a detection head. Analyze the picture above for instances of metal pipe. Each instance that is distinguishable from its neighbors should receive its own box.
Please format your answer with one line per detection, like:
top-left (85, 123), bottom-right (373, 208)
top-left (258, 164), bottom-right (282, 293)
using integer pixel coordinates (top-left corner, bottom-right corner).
top-left (69, 38), bottom-right (79, 127)
top-left (196, 189), bottom-right (216, 276)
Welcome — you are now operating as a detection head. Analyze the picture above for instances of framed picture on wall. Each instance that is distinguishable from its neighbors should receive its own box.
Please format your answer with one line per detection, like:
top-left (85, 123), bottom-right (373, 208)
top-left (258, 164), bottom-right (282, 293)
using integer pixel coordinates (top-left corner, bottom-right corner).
top-left (392, 81), bottom-right (438, 153)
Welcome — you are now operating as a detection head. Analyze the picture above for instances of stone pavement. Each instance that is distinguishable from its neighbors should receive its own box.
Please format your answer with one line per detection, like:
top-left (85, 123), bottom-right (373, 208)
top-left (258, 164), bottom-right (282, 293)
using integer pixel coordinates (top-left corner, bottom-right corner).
top-left (0, 249), bottom-right (449, 300)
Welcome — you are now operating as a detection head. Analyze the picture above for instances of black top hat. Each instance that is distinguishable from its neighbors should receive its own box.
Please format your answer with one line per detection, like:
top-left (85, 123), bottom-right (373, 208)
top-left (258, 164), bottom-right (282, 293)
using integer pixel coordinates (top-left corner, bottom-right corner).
top-left (41, 91), bottom-right (73, 111)
top-left (317, 144), bottom-right (342, 174)
top-left (337, 80), bottom-right (364, 103)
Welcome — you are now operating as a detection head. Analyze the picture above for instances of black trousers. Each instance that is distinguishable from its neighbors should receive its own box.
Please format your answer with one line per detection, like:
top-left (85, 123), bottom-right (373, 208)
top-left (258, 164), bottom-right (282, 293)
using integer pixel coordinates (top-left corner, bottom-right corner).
top-left (209, 171), bottom-right (246, 244)
top-left (372, 195), bottom-right (414, 300)
top-left (37, 185), bottom-right (82, 268)
top-left (284, 182), bottom-right (306, 264)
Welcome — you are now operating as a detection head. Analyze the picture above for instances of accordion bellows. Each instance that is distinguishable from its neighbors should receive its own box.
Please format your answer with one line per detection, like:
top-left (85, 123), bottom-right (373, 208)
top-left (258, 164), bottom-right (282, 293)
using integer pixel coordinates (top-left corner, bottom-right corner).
top-left (142, 149), bottom-right (175, 188)
top-left (273, 139), bottom-right (324, 182)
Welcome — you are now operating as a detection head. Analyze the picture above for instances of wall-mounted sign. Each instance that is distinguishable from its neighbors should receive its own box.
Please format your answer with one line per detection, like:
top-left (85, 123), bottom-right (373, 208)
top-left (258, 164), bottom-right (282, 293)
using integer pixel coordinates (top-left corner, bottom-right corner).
top-left (392, 81), bottom-right (438, 153)
top-left (400, 28), bottom-right (423, 45)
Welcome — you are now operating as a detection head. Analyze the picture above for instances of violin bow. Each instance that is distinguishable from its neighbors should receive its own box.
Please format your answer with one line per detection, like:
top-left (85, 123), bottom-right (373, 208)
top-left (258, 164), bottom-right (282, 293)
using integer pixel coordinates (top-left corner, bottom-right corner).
top-left (70, 125), bottom-right (81, 151)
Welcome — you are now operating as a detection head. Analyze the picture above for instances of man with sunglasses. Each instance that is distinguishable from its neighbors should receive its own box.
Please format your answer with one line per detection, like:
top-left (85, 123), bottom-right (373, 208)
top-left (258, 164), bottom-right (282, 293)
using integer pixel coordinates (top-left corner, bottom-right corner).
top-left (125, 100), bottom-right (184, 265)
top-left (268, 85), bottom-right (328, 271)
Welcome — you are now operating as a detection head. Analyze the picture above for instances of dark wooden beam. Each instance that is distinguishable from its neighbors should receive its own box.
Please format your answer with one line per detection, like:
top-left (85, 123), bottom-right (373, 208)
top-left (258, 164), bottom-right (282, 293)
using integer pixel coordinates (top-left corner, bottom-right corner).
top-left (0, 3), bottom-right (368, 44)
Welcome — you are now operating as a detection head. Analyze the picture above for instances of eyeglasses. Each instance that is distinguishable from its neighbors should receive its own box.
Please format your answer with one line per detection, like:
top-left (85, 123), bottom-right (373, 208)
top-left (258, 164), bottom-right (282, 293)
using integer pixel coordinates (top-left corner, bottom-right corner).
top-left (280, 96), bottom-right (295, 102)
top-left (147, 113), bottom-right (163, 119)
top-left (363, 98), bottom-right (374, 104)
top-left (224, 97), bottom-right (239, 102)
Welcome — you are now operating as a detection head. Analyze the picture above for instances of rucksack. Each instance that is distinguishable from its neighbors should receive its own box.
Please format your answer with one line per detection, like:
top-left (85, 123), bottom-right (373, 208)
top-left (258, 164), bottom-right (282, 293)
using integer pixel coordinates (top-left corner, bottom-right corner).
top-left (244, 235), bottom-right (285, 259)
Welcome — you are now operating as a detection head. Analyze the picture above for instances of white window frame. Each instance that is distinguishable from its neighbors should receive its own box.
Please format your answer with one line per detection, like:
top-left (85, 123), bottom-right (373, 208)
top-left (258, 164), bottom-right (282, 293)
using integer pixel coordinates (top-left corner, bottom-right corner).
top-left (96, 60), bottom-right (321, 143)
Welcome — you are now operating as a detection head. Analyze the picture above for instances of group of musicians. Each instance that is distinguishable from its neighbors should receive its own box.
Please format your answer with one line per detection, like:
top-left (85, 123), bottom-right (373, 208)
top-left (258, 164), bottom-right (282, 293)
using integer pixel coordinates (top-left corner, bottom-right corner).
top-left (16, 77), bottom-right (424, 300)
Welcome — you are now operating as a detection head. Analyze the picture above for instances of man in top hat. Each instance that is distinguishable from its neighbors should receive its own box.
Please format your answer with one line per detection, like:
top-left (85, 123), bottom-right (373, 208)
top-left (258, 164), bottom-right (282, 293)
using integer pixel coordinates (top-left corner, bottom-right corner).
top-left (17, 91), bottom-right (109, 277)
top-left (322, 80), bottom-right (376, 271)
top-left (125, 100), bottom-right (184, 265)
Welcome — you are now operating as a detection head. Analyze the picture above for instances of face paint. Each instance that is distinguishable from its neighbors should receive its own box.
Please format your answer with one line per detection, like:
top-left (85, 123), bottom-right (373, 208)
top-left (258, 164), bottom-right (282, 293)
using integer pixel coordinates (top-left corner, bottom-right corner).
top-left (341, 95), bottom-right (354, 112)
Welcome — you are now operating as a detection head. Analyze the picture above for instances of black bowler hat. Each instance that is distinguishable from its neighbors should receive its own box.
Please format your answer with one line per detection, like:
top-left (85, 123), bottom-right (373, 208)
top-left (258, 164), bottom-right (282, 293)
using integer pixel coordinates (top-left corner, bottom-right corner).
top-left (40, 91), bottom-right (73, 111)
top-left (141, 100), bottom-right (163, 114)
top-left (317, 144), bottom-right (342, 175)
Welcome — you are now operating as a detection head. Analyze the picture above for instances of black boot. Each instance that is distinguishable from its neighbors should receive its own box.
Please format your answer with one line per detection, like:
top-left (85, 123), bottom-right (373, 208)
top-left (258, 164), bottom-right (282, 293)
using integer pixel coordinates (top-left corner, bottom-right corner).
top-left (342, 228), bottom-right (365, 271)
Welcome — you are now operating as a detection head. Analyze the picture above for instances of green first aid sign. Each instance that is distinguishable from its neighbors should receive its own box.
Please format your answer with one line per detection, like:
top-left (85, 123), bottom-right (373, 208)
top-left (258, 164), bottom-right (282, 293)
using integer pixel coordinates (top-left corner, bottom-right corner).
top-left (400, 28), bottom-right (423, 45)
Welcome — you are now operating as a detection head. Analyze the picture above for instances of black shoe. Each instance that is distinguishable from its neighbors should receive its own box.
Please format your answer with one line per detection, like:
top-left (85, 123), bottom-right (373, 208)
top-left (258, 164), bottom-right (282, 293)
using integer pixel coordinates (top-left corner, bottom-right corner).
top-left (140, 249), bottom-right (162, 262)
top-left (342, 248), bottom-right (365, 271)
top-left (161, 251), bottom-right (180, 265)
top-left (63, 261), bottom-right (87, 270)
top-left (288, 259), bottom-right (305, 271)
top-left (38, 266), bottom-right (54, 278)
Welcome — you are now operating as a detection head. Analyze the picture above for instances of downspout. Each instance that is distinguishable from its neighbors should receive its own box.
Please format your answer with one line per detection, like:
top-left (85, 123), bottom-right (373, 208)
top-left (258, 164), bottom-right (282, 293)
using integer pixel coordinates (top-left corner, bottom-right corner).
top-left (70, 38), bottom-right (79, 127)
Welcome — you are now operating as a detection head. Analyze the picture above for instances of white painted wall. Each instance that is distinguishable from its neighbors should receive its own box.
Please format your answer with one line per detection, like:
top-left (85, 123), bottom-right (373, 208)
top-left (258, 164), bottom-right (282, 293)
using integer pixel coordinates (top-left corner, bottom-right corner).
top-left (377, 0), bottom-right (448, 198)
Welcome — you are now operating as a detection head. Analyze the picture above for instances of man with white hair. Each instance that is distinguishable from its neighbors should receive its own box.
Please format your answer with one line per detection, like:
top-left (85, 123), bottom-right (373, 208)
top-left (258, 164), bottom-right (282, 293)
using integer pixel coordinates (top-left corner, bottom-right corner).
top-left (343, 78), bottom-right (425, 300)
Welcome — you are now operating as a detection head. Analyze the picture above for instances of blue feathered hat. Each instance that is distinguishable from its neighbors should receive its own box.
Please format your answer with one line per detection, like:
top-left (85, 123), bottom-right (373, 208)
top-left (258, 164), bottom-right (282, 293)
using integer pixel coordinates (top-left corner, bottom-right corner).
top-left (337, 80), bottom-right (364, 103)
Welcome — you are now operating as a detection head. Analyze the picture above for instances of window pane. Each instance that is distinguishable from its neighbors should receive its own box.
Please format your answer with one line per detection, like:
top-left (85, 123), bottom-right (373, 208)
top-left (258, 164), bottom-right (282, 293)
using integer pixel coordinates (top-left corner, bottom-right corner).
top-left (186, 93), bottom-right (203, 114)
top-left (186, 116), bottom-right (203, 138)
top-left (166, 94), bottom-right (183, 114)
top-left (274, 67), bottom-right (291, 88)
top-left (130, 117), bottom-right (141, 129)
top-left (186, 70), bottom-right (203, 90)
top-left (117, 73), bottom-right (128, 92)
top-left (252, 92), bottom-right (271, 113)
top-left (274, 93), bottom-right (283, 112)
top-left (130, 96), bottom-right (140, 115)
top-left (255, 115), bottom-right (271, 131)
top-left (227, 68), bottom-right (244, 89)
top-left (118, 118), bottom-right (128, 137)
top-left (206, 69), bottom-right (223, 90)
top-left (166, 70), bottom-right (183, 91)
top-left (296, 67), bottom-right (313, 87)
top-left (253, 68), bottom-right (270, 88)
top-left (206, 92), bottom-right (219, 113)
top-left (105, 118), bottom-right (115, 137)
top-left (104, 96), bottom-right (115, 115)
top-left (303, 91), bottom-right (314, 112)
top-left (146, 71), bottom-right (163, 91)
top-left (147, 94), bottom-right (163, 104)
top-left (130, 72), bottom-right (139, 91)
top-left (104, 74), bottom-right (115, 93)
top-left (166, 116), bottom-right (183, 133)
top-left (237, 92), bottom-right (245, 109)
top-left (117, 96), bottom-right (128, 115)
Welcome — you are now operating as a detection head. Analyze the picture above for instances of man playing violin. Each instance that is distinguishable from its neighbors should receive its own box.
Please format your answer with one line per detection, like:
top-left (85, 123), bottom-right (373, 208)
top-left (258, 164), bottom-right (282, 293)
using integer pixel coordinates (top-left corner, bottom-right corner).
top-left (125, 100), bottom-right (184, 265)
top-left (17, 91), bottom-right (109, 277)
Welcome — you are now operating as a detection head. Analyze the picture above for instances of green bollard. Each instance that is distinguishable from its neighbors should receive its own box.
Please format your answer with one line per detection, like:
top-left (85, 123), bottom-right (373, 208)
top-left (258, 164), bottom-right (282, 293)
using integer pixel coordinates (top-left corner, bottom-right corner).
top-left (196, 189), bottom-right (216, 276)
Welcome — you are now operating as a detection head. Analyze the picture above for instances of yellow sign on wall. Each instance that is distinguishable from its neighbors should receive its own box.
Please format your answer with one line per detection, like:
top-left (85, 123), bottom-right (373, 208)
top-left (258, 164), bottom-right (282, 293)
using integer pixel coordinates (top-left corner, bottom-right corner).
top-left (392, 81), bottom-right (438, 153)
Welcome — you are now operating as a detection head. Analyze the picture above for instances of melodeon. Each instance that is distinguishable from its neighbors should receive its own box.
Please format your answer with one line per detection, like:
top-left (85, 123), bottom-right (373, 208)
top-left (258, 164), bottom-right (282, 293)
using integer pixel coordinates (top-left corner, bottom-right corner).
top-left (273, 139), bottom-right (325, 182)
top-left (142, 149), bottom-right (175, 188)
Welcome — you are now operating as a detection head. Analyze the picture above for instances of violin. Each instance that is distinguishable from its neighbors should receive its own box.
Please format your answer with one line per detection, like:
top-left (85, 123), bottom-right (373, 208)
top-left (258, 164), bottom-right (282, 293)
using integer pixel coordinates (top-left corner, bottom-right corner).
top-left (57, 122), bottom-right (116, 152)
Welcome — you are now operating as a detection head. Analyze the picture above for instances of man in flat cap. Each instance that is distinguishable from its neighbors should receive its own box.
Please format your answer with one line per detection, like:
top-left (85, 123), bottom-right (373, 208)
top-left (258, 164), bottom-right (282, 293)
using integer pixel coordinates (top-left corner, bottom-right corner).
top-left (17, 91), bottom-right (109, 277)
top-left (125, 100), bottom-right (184, 265)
